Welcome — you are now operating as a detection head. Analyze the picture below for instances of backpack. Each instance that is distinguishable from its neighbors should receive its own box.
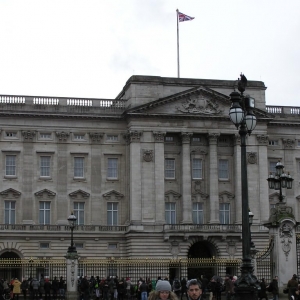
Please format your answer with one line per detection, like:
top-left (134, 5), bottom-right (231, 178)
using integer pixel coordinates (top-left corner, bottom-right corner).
top-left (174, 280), bottom-right (180, 289)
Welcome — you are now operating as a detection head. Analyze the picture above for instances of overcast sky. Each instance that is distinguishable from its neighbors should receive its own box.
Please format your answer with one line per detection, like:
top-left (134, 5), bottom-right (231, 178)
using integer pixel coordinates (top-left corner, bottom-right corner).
top-left (0, 0), bottom-right (299, 106)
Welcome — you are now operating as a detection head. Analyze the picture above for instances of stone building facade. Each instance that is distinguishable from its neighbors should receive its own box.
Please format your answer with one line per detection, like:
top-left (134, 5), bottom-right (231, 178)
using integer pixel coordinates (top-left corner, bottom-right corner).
top-left (0, 75), bottom-right (299, 266)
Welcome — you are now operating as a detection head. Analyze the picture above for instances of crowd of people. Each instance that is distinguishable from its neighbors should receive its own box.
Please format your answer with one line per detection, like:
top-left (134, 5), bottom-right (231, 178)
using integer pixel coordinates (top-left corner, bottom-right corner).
top-left (2, 273), bottom-right (300, 300)
top-left (0, 275), bottom-right (66, 300)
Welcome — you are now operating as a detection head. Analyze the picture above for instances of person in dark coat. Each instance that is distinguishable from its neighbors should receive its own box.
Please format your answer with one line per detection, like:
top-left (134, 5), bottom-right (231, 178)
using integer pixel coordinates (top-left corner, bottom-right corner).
top-left (290, 287), bottom-right (300, 300)
top-left (267, 276), bottom-right (279, 300)
top-left (288, 275), bottom-right (299, 300)
top-left (258, 278), bottom-right (267, 300)
top-left (180, 278), bottom-right (187, 300)
top-left (44, 279), bottom-right (52, 300)
top-left (51, 277), bottom-right (59, 300)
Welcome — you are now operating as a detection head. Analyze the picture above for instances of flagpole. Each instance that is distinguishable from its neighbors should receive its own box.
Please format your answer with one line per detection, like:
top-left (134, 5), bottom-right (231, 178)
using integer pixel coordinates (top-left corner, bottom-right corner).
top-left (176, 9), bottom-right (180, 78)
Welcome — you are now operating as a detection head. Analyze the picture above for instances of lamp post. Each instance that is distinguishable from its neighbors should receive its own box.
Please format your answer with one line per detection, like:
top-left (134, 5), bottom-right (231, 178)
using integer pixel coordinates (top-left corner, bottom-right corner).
top-left (267, 160), bottom-right (294, 202)
top-left (67, 212), bottom-right (77, 253)
top-left (229, 74), bottom-right (259, 299)
top-left (248, 210), bottom-right (254, 249)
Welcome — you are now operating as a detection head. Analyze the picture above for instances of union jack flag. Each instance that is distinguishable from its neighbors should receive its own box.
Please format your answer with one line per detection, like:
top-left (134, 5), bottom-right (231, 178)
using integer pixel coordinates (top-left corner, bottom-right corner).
top-left (178, 11), bottom-right (195, 22)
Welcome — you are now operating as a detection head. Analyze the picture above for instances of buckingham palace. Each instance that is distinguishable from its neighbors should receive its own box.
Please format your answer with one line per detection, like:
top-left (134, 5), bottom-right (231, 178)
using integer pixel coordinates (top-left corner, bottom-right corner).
top-left (0, 75), bottom-right (299, 280)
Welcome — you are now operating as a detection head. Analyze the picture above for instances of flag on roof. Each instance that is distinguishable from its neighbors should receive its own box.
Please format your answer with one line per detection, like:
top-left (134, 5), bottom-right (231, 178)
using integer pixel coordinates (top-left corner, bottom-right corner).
top-left (178, 11), bottom-right (195, 22)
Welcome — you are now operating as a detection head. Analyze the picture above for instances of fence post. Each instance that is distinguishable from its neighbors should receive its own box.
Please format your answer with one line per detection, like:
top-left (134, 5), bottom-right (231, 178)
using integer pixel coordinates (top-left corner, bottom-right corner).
top-left (65, 253), bottom-right (79, 300)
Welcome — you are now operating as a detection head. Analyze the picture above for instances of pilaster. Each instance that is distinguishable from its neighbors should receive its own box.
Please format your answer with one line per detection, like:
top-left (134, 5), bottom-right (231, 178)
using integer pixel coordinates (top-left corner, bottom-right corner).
top-left (153, 131), bottom-right (166, 224)
top-left (208, 133), bottom-right (220, 223)
top-left (181, 132), bottom-right (193, 223)
top-left (129, 130), bottom-right (143, 224)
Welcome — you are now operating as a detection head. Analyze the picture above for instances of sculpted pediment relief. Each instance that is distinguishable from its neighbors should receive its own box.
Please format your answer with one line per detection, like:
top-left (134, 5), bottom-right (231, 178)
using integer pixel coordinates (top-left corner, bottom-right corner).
top-left (103, 190), bottom-right (124, 200)
top-left (128, 86), bottom-right (230, 117)
top-left (0, 188), bottom-right (21, 198)
top-left (35, 189), bottom-right (56, 198)
top-left (69, 189), bottom-right (90, 199)
top-left (219, 191), bottom-right (235, 201)
top-left (165, 190), bottom-right (181, 201)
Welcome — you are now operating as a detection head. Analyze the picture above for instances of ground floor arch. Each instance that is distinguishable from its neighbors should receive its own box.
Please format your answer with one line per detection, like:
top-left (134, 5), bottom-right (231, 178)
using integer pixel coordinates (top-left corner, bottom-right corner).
top-left (0, 251), bottom-right (22, 280)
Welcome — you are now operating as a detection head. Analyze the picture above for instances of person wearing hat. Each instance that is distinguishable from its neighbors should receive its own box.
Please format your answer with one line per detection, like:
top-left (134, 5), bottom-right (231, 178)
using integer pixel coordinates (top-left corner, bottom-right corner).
top-left (186, 279), bottom-right (202, 300)
top-left (148, 280), bottom-right (178, 300)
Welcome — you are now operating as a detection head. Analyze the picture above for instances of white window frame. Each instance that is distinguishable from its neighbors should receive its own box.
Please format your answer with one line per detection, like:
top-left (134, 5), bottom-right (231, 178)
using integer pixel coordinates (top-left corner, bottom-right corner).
top-left (4, 201), bottom-right (16, 224)
top-left (40, 133), bottom-right (52, 139)
top-left (269, 161), bottom-right (278, 175)
top-left (165, 158), bottom-right (175, 179)
top-left (269, 140), bottom-right (279, 146)
top-left (5, 131), bottom-right (17, 138)
top-left (39, 201), bottom-right (51, 225)
top-left (5, 155), bottom-right (16, 177)
top-left (192, 158), bottom-right (202, 179)
top-left (165, 202), bottom-right (176, 224)
top-left (107, 202), bottom-right (118, 226)
top-left (192, 202), bottom-right (203, 224)
top-left (40, 156), bottom-right (51, 177)
top-left (107, 158), bottom-right (118, 179)
top-left (74, 202), bottom-right (85, 225)
top-left (74, 134), bottom-right (85, 141)
top-left (219, 159), bottom-right (229, 180)
top-left (165, 136), bottom-right (174, 142)
top-left (106, 135), bottom-right (119, 142)
top-left (74, 157), bottom-right (84, 178)
top-left (219, 203), bottom-right (230, 224)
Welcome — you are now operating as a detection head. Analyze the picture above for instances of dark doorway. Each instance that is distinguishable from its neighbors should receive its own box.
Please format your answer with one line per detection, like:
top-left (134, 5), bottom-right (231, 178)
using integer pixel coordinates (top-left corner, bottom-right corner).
top-left (187, 241), bottom-right (215, 280)
top-left (0, 251), bottom-right (21, 280)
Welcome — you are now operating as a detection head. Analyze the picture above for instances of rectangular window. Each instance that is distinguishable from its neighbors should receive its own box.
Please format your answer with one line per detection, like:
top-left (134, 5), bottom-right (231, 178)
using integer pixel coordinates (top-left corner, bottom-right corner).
top-left (192, 202), bottom-right (203, 224)
top-left (108, 243), bottom-right (118, 250)
top-left (40, 243), bottom-right (50, 249)
top-left (165, 136), bottom-right (174, 142)
top-left (192, 137), bottom-right (201, 142)
top-left (74, 157), bottom-right (84, 178)
top-left (107, 202), bottom-right (118, 226)
top-left (6, 132), bottom-right (17, 137)
top-left (39, 201), bottom-right (50, 225)
top-left (75, 243), bottom-right (84, 249)
top-left (5, 155), bottom-right (16, 176)
top-left (219, 203), bottom-right (230, 224)
top-left (40, 156), bottom-right (51, 177)
top-left (40, 133), bottom-right (51, 139)
top-left (165, 158), bottom-right (175, 179)
top-left (165, 202), bottom-right (176, 224)
top-left (269, 161), bottom-right (277, 175)
top-left (107, 135), bottom-right (118, 141)
top-left (192, 158), bottom-right (202, 179)
top-left (269, 140), bottom-right (278, 146)
top-left (4, 201), bottom-right (15, 224)
top-left (107, 158), bottom-right (118, 179)
top-left (74, 134), bottom-right (85, 140)
top-left (219, 159), bottom-right (229, 179)
top-left (74, 202), bottom-right (85, 225)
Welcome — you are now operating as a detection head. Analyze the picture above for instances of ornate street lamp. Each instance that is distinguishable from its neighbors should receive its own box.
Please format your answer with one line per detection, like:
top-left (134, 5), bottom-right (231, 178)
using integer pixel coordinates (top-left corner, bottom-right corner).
top-left (248, 210), bottom-right (255, 250)
top-left (67, 212), bottom-right (77, 253)
top-left (229, 74), bottom-right (259, 300)
top-left (267, 160), bottom-right (294, 202)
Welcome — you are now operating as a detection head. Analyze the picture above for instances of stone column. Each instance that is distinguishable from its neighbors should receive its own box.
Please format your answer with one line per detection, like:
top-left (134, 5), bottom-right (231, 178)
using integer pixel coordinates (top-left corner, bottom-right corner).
top-left (65, 252), bottom-right (79, 300)
top-left (153, 132), bottom-right (166, 224)
top-left (257, 135), bottom-right (270, 222)
top-left (208, 133), bottom-right (220, 223)
top-left (129, 130), bottom-right (143, 224)
top-left (181, 132), bottom-right (193, 223)
top-left (233, 134), bottom-right (242, 224)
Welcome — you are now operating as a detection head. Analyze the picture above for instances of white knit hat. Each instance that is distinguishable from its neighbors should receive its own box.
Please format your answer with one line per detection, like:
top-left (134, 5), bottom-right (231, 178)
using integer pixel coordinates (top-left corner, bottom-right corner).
top-left (156, 280), bottom-right (172, 292)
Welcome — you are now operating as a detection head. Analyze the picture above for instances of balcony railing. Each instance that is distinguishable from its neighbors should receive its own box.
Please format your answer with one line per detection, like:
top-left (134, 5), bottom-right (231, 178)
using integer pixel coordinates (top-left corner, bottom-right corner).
top-left (266, 106), bottom-right (300, 115)
top-left (163, 223), bottom-right (242, 232)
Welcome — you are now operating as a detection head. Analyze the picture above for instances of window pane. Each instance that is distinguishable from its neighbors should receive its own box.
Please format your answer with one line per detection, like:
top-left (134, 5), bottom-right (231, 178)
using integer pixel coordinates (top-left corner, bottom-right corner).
top-left (192, 202), bottom-right (203, 224)
top-left (107, 158), bottom-right (118, 178)
top-left (219, 159), bottom-right (229, 179)
top-left (6, 155), bottom-right (16, 176)
top-left (40, 156), bottom-right (51, 177)
top-left (165, 158), bottom-right (175, 179)
top-left (4, 201), bottom-right (15, 224)
top-left (165, 202), bottom-right (176, 224)
top-left (107, 202), bottom-right (118, 225)
top-left (192, 159), bottom-right (202, 179)
top-left (74, 202), bottom-right (85, 225)
top-left (269, 162), bottom-right (277, 174)
top-left (219, 203), bottom-right (230, 224)
top-left (39, 201), bottom-right (50, 225)
top-left (74, 157), bottom-right (84, 177)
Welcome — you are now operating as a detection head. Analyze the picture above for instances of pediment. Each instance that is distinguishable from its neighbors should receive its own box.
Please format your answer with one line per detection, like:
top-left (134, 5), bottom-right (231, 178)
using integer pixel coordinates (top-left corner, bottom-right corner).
top-left (0, 188), bottom-right (21, 198)
top-left (69, 189), bottom-right (90, 199)
top-left (103, 190), bottom-right (124, 200)
top-left (127, 86), bottom-right (230, 117)
top-left (165, 190), bottom-right (181, 201)
top-left (219, 191), bottom-right (235, 201)
top-left (192, 191), bottom-right (209, 200)
top-left (35, 189), bottom-right (56, 198)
